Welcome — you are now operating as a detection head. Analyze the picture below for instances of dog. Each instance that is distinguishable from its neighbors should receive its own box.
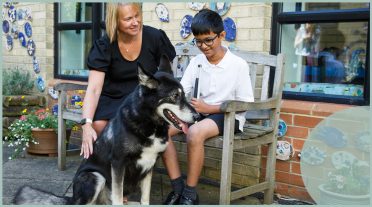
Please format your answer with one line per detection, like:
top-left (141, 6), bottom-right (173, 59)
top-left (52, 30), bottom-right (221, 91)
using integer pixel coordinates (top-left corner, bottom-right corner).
top-left (14, 54), bottom-right (199, 205)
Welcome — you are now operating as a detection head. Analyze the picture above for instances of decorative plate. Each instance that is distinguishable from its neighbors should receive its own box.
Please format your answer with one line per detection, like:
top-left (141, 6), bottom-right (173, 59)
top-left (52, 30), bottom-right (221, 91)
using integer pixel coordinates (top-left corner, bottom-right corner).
top-left (25, 7), bottom-right (32, 21)
top-left (276, 140), bottom-right (294, 161)
top-left (301, 146), bottom-right (327, 165)
top-left (17, 8), bottom-right (26, 25)
top-left (3, 19), bottom-right (9, 33)
top-left (10, 22), bottom-right (18, 39)
top-left (3, 1), bottom-right (11, 8)
top-left (33, 56), bottom-right (40, 73)
top-left (155, 3), bottom-right (169, 22)
top-left (315, 126), bottom-right (347, 148)
top-left (35, 76), bottom-right (45, 92)
top-left (176, 55), bottom-right (190, 79)
top-left (223, 17), bottom-right (236, 42)
top-left (180, 15), bottom-right (193, 39)
top-left (27, 39), bottom-right (35, 56)
top-left (277, 119), bottom-right (287, 137)
top-left (71, 95), bottom-right (82, 109)
top-left (210, 2), bottom-right (231, 16)
top-left (8, 5), bottom-right (16, 22)
top-left (18, 32), bottom-right (27, 47)
top-left (331, 151), bottom-right (356, 169)
top-left (48, 87), bottom-right (58, 100)
top-left (6, 34), bottom-right (13, 51)
top-left (187, 2), bottom-right (205, 11)
top-left (52, 104), bottom-right (58, 115)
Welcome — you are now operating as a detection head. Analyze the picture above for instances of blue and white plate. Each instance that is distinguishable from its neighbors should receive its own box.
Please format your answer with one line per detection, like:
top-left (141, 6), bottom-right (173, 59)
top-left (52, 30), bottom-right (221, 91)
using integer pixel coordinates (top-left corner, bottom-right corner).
top-left (301, 146), bottom-right (327, 165)
top-left (18, 32), bottom-right (26, 47)
top-left (52, 104), bottom-right (58, 115)
top-left (210, 2), bottom-right (231, 16)
top-left (25, 22), bottom-right (33, 37)
top-left (33, 56), bottom-right (40, 73)
top-left (276, 140), bottom-right (294, 161)
top-left (25, 7), bottom-right (32, 21)
top-left (6, 34), bottom-right (13, 51)
top-left (27, 39), bottom-right (36, 56)
top-left (10, 22), bottom-right (18, 39)
top-left (48, 87), bottom-right (58, 100)
top-left (35, 76), bottom-right (45, 92)
top-left (17, 8), bottom-right (26, 22)
top-left (180, 15), bottom-right (193, 39)
top-left (277, 119), bottom-right (287, 137)
top-left (155, 3), bottom-right (169, 22)
top-left (2, 19), bottom-right (9, 33)
top-left (3, 1), bottom-right (12, 8)
top-left (187, 2), bottom-right (205, 11)
top-left (8, 5), bottom-right (16, 22)
top-left (223, 17), bottom-right (236, 42)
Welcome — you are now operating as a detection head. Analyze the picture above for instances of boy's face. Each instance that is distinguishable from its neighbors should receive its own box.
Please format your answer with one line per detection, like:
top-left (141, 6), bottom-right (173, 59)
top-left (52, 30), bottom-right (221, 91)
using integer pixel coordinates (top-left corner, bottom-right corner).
top-left (193, 31), bottom-right (226, 59)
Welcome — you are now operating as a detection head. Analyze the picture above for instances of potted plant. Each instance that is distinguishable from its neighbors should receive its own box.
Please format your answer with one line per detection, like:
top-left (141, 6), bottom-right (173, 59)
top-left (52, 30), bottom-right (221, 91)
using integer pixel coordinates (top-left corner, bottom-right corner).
top-left (4, 108), bottom-right (76, 159)
top-left (318, 159), bottom-right (370, 205)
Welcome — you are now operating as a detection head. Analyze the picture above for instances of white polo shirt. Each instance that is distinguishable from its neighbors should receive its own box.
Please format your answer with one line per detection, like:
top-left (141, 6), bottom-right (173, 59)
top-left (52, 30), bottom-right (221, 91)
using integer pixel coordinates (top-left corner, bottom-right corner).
top-left (181, 48), bottom-right (254, 131)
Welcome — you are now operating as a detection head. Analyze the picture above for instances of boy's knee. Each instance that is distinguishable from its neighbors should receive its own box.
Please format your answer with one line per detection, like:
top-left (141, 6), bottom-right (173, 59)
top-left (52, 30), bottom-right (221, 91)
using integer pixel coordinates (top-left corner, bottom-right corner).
top-left (186, 127), bottom-right (204, 146)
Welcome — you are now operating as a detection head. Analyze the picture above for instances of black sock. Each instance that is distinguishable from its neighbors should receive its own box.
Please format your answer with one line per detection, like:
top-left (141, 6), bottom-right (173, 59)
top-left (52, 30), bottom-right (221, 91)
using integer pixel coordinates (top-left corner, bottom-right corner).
top-left (182, 185), bottom-right (197, 200)
top-left (170, 177), bottom-right (184, 194)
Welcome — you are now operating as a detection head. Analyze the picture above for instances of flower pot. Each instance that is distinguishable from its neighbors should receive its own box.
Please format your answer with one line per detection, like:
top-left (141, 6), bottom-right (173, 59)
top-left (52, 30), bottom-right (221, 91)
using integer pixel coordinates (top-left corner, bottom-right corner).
top-left (318, 184), bottom-right (370, 205)
top-left (28, 128), bottom-right (58, 156)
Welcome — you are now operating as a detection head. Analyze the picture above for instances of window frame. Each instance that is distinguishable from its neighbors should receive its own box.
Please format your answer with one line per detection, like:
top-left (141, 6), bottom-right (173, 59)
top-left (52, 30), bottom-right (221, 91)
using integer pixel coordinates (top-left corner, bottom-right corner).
top-left (271, 3), bottom-right (370, 105)
top-left (53, 3), bottom-right (104, 81)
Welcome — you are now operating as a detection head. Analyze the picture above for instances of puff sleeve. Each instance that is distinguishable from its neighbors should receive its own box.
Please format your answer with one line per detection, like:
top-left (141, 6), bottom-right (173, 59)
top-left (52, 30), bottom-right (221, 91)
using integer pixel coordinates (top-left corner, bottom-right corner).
top-left (87, 35), bottom-right (111, 72)
top-left (157, 29), bottom-right (176, 62)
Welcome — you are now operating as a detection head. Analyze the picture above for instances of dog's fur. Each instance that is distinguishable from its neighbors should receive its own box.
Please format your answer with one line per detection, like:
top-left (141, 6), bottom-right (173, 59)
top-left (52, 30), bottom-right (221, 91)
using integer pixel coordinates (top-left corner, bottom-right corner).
top-left (14, 55), bottom-right (199, 205)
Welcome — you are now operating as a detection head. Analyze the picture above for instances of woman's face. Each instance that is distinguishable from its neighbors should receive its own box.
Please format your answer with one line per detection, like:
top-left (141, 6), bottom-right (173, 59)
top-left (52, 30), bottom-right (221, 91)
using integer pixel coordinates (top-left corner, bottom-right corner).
top-left (117, 4), bottom-right (142, 36)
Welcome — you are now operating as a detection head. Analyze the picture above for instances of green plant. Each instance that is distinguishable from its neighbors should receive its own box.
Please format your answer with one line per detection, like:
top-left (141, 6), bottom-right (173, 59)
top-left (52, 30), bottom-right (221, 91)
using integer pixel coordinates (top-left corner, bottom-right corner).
top-left (3, 68), bottom-right (34, 95)
top-left (4, 108), bottom-right (76, 159)
top-left (324, 159), bottom-right (370, 195)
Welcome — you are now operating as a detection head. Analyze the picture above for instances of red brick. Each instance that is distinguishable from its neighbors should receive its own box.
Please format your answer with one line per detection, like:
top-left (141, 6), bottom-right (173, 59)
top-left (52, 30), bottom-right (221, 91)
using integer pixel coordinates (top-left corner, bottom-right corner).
top-left (292, 139), bottom-right (305, 151)
top-left (291, 162), bottom-right (301, 174)
top-left (281, 100), bottom-right (313, 115)
top-left (261, 145), bottom-right (268, 156)
top-left (287, 173), bottom-right (305, 187)
top-left (276, 160), bottom-right (290, 172)
top-left (275, 182), bottom-right (289, 196)
top-left (294, 115), bottom-right (323, 128)
top-left (312, 103), bottom-right (351, 117)
top-left (286, 126), bottom-right (308, 138)
top-left (275, 171), bottom-right (289, 183)
top-left (288, 185), bottom-right (315, 203)
top-left (279, 113), bottom-right (293, 125)
top-left (292, 151), bottom-right (301, 162)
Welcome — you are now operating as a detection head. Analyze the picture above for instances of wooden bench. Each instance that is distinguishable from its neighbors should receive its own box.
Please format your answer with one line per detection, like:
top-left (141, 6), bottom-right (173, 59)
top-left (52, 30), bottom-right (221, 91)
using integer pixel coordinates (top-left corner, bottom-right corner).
top-left (55, 44), bottom-right (285, 204)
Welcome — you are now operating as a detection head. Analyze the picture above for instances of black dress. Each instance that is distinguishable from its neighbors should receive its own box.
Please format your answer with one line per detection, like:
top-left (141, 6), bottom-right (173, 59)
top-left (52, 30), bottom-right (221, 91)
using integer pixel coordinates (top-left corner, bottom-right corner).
top-left (87, 25), bottom-right (176, 121)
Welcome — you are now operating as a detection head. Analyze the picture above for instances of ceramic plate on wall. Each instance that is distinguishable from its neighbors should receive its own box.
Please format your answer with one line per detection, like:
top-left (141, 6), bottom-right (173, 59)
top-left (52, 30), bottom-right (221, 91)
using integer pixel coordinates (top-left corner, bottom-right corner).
top-left (277, 119), bottom-right (287, 137)
top-left (180, 15), bottom-right (193, 39)
top-left (24, 22), bottom-right (32, 37)
top-left (35, 76), bottom-right (45, 92)
top-left (11, 22), bottom-right (18, 39)
top-left (8, 5), bottom-right (16, 22)
top-left (25, 7), bottom-right (32, 21)
top-left (27, 39), bottom-right (36, 56)
top-left (187, 2), bottom-right (205, 11)
top-left (33, 56), bottom-right (40, 73)
top-left (3, 19), bottom-right (9, 33)
top-left (155, 3), bottom-right (169, 22)
top-left (6, 34), bottom-right (13, 51)
top-left (210, 2), bottom-right (231, 16)
top-left (223, 17), bottom-right (236, 42)
top-left (18, 32), bottom-right (26, 47)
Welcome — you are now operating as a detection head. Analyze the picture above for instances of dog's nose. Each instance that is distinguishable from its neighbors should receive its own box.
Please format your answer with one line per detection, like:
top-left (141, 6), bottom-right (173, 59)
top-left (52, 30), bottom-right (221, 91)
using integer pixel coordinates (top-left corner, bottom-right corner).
top-left (193, 113), bottom-right (201, 122)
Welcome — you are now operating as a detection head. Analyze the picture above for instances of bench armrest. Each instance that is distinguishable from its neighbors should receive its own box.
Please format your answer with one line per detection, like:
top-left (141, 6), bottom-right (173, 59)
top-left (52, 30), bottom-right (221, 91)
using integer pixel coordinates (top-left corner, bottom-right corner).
top-left (54, 83), bottom-right (87, 92)
top-left (220, 98), bottom-right (279, 112)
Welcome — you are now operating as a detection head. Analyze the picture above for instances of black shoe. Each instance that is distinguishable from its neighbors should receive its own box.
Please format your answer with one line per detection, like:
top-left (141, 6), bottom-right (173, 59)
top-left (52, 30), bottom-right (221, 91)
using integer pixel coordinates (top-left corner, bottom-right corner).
top-left (179, 194), bottom-right (199, 205)
top-left (163, 191), bottom-right (181, 205)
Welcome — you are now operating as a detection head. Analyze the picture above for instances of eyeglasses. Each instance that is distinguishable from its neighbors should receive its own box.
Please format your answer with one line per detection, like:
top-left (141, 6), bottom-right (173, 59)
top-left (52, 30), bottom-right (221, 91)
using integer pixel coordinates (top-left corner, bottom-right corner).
top-left (193, 34), bottom-right (219, 47)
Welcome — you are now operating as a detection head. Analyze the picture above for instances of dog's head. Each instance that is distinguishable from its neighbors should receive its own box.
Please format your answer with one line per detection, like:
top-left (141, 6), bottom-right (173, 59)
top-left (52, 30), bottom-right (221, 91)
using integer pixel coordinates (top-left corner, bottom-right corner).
top-left (138, 55), bottom-right (199, 132)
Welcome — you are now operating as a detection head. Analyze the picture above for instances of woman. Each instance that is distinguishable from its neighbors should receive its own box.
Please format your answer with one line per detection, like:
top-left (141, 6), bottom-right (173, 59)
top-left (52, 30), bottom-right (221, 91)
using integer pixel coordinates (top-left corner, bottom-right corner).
top-left (80, 2), bottom-right (176, 159)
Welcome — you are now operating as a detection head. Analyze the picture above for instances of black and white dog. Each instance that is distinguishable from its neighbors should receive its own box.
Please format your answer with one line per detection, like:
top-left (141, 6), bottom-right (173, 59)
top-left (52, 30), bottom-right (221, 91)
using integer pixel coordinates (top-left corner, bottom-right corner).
top-left (14, 55), bottom-right (199, 205)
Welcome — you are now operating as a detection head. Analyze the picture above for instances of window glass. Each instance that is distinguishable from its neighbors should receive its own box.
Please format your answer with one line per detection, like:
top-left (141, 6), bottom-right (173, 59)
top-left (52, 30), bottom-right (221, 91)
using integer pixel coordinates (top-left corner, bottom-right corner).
top-left (283, 2), bottom-right (369, 12)
top-left (58, 30), bottom-right (92, 77)
top-left (281, 22), bottom-right (367, 97)
top-left (60, 2), bottom-right (92, 22)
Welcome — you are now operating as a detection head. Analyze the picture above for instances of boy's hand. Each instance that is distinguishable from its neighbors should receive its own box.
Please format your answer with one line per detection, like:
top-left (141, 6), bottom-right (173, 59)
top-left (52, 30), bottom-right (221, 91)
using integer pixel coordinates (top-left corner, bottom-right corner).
top-left (190, 98), bottom-right (208, 113)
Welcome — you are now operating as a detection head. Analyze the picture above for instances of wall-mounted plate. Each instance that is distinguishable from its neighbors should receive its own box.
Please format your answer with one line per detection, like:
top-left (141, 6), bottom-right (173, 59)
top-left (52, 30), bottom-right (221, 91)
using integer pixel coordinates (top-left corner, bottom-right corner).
top-left (35, 76), bottom-right (45, 92)
top-left (18, 32), bottom-right (26, 47)
top-left (223, 17), bottom-right (236, 42)
top-left (24, 22), bottom-right (32, 37)
top-left (210, 2), bottom-right (231, 16)
top-left (8, 5), bottom-right (16, 22)
top-left (155, 3), bottom-right (169, 22)
top-left (3, 19), bottom-right (9, 33)
top-left (187, 2), bottom-right (205, 11)
top-left (33, 56), bottom-right (40, 73)
top-left (6, 34), bottom-right (13, 51)
top-left (27, 39), bottom-right (36, 56)
top-left (180, 15), bottom-right (193, 39)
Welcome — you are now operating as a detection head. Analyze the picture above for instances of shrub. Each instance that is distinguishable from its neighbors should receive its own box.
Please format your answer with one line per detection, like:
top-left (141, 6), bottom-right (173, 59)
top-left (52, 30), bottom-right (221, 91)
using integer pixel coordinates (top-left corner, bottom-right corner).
top-left (3, 68), bottom-right (34, 95)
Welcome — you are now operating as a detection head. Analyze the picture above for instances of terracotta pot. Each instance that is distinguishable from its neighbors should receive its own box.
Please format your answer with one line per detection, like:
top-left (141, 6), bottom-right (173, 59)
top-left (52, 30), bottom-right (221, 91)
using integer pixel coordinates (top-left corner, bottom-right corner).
top-left (28, 128), bottom-right (58, 156)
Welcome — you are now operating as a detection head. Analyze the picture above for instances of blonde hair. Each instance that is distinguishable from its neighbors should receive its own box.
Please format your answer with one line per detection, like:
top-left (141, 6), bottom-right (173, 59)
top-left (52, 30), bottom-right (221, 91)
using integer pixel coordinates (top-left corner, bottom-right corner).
top-left (105, 2), bottom-right (142, 43)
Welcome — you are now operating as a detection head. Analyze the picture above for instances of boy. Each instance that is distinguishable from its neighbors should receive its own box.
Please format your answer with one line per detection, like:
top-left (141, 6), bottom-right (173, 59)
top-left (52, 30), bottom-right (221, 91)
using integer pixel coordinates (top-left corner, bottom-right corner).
top-left (162, 9), bottom-right (254, 205)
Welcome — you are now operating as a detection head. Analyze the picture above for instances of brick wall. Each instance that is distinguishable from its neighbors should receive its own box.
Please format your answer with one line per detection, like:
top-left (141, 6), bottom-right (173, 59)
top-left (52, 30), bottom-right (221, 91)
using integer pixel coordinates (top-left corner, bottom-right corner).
top-left (260, 99), bottom-right (352, 202)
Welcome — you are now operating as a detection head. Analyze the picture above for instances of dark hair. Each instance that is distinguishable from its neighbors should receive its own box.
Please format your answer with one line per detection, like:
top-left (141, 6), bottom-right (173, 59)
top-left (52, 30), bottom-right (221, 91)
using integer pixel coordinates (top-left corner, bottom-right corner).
top-left (191, 9), bottom-right (224, 36)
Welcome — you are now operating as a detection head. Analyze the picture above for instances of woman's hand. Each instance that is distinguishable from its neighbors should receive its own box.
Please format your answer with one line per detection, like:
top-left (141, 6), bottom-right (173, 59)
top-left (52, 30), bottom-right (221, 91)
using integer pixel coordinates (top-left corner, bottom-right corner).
top-left (80, 124), bottom-right (97, 159)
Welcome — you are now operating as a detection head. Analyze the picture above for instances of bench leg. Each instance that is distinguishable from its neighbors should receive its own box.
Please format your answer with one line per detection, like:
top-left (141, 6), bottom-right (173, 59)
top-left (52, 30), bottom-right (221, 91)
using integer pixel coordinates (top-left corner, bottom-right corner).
top-left (263, 139), bottom-right (277, 204)
top-left (58, 91), bottom-right (67, 171)
top-left (219, 112), bottom-right (235, 204)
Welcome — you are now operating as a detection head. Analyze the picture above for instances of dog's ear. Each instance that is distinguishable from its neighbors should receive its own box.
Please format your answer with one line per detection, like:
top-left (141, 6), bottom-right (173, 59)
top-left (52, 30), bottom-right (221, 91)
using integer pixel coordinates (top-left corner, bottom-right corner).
top-left (138, 63), bottom-right (158, 89)
top-left (158, 54), bottom-right (174, 75)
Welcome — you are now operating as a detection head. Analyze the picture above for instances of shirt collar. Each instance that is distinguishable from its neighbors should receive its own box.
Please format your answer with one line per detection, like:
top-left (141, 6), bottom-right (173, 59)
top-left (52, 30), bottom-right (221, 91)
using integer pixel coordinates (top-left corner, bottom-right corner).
top-left (202, 46), bottom-right (232, 69)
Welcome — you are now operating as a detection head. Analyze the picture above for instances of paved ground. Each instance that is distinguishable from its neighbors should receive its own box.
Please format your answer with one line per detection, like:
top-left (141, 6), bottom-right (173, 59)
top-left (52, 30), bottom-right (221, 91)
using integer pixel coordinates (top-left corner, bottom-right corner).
top-left (2, 143), bottom-right (313, 205)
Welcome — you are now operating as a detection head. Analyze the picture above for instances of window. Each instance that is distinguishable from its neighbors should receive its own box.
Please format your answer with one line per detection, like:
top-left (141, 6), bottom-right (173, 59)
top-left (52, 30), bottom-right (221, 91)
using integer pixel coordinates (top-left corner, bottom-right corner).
top-left (272, 3), bottom-right (369, 105)
top-left (54, 3), bottom-right (105, 80)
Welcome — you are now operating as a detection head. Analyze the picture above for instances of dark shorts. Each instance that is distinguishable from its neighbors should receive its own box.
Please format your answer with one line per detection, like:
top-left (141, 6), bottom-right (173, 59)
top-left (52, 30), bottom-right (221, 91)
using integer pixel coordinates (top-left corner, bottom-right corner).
top-left (93, 95), bottom-right (127, 121)
top-left (200, 114), bottom-right (240, 136)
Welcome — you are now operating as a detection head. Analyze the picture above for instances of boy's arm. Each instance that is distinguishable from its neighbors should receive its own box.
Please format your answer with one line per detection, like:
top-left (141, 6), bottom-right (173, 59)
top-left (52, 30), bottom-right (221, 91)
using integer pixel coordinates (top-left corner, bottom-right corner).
top-left (180, 59), bottom-right (196, 96)
top-left (236, 62), bottom-right (254, 102)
